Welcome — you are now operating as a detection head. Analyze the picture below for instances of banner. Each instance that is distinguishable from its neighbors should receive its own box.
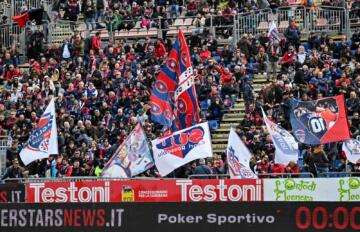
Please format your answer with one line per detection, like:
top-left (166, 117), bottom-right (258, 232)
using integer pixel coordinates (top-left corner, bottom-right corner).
top-left (151, 122), bottom-right (212, 176)
top-left (262, 110), bottom-right (299, 165)
top-left (227, 128), bottom-right (257, 179)
top-left (290, 95), bottom-right (350, 144)
top-left (263, 177), bottom-right (360, 202)
top-left (0, 183), bottom-right (25, 203)
top-left (0, 202), bottom-right (359, 232)
top-left (150, 30), bottom-right (200, 131)
top-left (20, 98), bottom-right (58, 165)
top-left (342, 139), bottom-right (360, 164)
top-left (26, 179), bottom-right (262, 203)
top-left (102, 123), bottom-right (154, 178)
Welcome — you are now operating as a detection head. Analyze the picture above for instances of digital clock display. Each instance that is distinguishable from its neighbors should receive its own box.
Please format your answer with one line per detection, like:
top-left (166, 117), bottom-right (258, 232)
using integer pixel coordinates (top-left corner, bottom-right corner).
top-left (295, 206), bottom-right (360, 230)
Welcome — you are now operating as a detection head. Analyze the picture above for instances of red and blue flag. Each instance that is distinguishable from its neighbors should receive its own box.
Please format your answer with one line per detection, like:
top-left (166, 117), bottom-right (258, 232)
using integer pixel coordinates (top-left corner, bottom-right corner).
top-left (150, 31), bottom-right (200, 131)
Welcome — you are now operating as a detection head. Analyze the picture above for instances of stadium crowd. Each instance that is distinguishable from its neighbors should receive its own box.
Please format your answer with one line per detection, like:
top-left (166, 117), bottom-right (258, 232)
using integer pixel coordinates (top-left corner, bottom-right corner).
top-left (1, 0), bottom-right (360, 180)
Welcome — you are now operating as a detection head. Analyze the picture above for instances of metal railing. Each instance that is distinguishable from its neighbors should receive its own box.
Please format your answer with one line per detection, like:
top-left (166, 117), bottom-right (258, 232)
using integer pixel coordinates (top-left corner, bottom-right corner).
top-left (258, 172), bottom-right (314, 178)
top-left (0, 135), bottom-right (11, 176)
top-left (0, 23), bottom-right (23, 50)
top-left (11, 0), bottom-right (52, 17)
top-left (4, 171), bottom-right (358, 182)
top-left (317, 172), bottom-right (359, 178)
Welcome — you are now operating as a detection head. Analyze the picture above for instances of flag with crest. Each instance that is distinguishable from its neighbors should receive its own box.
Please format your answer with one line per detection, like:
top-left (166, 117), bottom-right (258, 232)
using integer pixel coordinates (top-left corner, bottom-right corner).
top-left (150, 30), bottom-right (200, 131)
top-left (20, 98), bottom-right (58, 165)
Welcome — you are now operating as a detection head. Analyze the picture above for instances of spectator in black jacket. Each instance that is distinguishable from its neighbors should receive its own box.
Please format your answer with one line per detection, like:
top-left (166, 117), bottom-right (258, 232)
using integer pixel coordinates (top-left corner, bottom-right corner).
top-left (1, 158), bottom-right (24, 180)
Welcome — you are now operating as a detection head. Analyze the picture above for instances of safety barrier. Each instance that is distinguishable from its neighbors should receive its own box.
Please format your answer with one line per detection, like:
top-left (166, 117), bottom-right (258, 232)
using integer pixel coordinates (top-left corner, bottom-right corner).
top-left (0, 23), bottom-right (23, 50)
top-left (0, 1), bottom-right (12, 19)
top-left (0, 135), bottom-right (11, 176)
top-left (308, 6), bottom-right (349, 36)
top-left (11, 0), bottom-right (52, 17)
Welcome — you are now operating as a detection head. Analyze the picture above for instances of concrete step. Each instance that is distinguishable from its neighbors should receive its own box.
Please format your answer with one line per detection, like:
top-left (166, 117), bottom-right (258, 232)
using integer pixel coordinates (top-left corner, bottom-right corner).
top-left (212, 143), bottom-right (227, 150)
top-left (223, 113), bottom-right (244, 119)
top-left (211, 138), bottom-right (229, 143)
top-left (219, 122), bottom-right (239, 128)
top-left (212, 133), bottom-right (229, 139)
top-left (212, 149), bottom-right (226, 154)
top-left (221, 117), bottom-right (241, 123)
top-left (228, 107), bottom-right (245, 113)
top-left (213, 128), bottom-right (231, 133)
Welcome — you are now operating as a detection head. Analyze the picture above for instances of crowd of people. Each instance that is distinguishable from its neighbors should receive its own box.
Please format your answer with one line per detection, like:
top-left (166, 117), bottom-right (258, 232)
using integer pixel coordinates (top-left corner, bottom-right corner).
top-left (1, 0), bottom-right (360, 180)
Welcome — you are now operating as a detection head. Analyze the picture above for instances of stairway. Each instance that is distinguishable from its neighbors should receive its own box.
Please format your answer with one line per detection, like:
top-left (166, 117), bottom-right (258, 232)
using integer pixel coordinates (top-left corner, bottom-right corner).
top-left (211, 75), bottom-right (269, 157)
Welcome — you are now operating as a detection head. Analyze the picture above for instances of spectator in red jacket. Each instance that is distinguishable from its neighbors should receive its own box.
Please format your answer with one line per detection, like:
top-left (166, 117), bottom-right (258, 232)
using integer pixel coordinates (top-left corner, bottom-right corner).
top-left (220, 67), bottom-right (233, 84)
top-left (199, 45), bottom-right (211, 61)
top-left (285, 161), bottom-right (301, 176)
top-left (335, 72), bottom-right (351, 87)
top-left (91, 32), bottom-right (102, 53)
top-left (58, 158), bottom-right (73, 177)
top-left (5, 64), bottom-right (19, 82)
top-left (279, 46), bottom-right (297, 72)
top-left (270, 163), bottom-right (285, 176)
top-left (154, 39), bottom-right (167, 59)
top-left (256, 155), bottom-right (270, 178)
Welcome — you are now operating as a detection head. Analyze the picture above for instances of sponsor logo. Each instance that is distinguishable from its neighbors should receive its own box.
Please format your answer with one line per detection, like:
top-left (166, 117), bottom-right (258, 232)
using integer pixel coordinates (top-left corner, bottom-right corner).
top-left (274, 179), bottom-right (317, 201)
top-left (156, 126), bottom-right (204, 158)
top-left (294, 130), bottom-right (305, 143)
top-left (176, 179), bottom-right (262, 202)
top-left (338, 177), bottom-right (360, 201)
top-left (29, 182), bottom-right (110, 203)
top-left (26, 112), bottom-right (53, 153)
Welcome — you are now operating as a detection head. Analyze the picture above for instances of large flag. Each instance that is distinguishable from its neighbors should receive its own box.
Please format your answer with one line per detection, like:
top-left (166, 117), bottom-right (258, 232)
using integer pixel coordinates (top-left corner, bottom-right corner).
top-left (268, 21), bottom-right (281, 41)
top-left (290, 95), bottom-right (350, 144)
top-left (262, 110), bottom-right (299, 165)
top-left (342, 139), bottom-right (360, 164)
top-left (150, 30), bottom-right (200, 131)
top-left (152, 122), bottom-right (212, 176)
top-left (102, 123), bottom-right (154, 178)
top-left (227, 128), bottom-right (257, 179)
top-left (20, 98), bottom-right (58, 165)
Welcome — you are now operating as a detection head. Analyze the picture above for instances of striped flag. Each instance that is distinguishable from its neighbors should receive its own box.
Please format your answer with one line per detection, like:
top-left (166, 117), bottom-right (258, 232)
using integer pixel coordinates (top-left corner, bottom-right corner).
top-left (150, 30), bottom-right (200, 131)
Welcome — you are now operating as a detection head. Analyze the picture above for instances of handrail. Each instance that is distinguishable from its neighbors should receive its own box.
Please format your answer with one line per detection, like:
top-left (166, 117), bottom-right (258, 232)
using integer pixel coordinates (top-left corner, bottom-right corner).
top-left (317, 172), bottom-right (359, 177)
top-left (188, 174), bottom-right (230, 179)
top-left (257, 172), bottom-right (314, 178)
top-left (0, 172), bottom-right (358, 183)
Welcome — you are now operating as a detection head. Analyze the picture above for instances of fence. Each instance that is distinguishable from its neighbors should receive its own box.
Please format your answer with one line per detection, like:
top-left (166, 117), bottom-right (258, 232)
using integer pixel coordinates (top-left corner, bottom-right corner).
top-left (0, 23), bottom-right (23, 50)
top-left (11, 0), bottom-right (52, 17)
top-left (0, 136), bottom-right (11, 176)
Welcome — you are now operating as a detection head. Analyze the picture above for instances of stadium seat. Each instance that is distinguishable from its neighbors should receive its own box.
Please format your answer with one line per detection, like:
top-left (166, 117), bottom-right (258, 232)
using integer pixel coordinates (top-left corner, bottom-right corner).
top-left (208, 120), bottom-right (219, 130)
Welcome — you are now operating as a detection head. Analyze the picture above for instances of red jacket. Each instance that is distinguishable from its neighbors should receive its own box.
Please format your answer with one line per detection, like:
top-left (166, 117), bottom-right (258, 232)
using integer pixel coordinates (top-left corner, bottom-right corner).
top-left (199, 50), bottom-right (211, 61)
top-left (221, 72), bottom-right (233, 84)
top-left (281, 51), bottom-right (297, 64)
top-left (5, 68), bottom-right (19, 81)
top-left (91, 36), bottom-right (101, 51)
top-left (155, 43), bottom-right (167, 58)
top-left (270, 163), bottom-right (285, 174)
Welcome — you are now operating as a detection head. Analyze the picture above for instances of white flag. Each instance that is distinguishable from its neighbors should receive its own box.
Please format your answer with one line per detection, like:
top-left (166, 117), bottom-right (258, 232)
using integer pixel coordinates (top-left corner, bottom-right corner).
top-left (151, 122), bottom-right (213, 176)
top-left (20, 98), bottom-right (58, 165)
top-left (268, 20), bottom-right (281, 41)
top-left (102, 123), bottom-right (154, 178)
top-left (227, 128), bottom-right (257, 179)
top-left (342, 139), bottom-right (360, 164)
top-left (262, 110), bottom-right (299, 165)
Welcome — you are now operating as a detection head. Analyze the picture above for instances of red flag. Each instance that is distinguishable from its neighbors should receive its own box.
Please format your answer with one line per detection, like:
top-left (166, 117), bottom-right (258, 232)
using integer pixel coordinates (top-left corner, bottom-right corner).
top-left (12, 12), bottom-right (29, 28)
